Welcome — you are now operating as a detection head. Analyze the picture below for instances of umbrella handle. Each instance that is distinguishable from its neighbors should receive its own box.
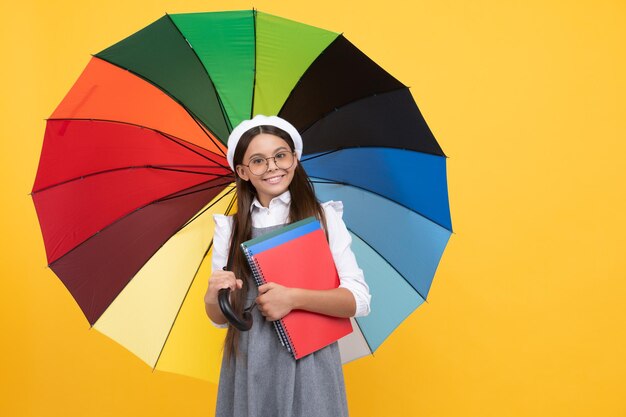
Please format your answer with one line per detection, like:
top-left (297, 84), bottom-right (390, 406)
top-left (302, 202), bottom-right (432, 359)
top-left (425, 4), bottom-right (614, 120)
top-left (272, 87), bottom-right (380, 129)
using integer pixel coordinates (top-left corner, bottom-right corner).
top-left (218, 288), bottom-right (253, 331)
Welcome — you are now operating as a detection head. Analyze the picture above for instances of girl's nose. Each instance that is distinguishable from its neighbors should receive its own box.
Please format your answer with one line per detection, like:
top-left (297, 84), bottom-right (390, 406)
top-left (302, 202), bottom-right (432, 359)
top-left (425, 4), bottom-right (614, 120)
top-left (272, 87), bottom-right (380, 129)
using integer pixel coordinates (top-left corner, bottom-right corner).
top-left (267, 157), bottom-right (279, 171)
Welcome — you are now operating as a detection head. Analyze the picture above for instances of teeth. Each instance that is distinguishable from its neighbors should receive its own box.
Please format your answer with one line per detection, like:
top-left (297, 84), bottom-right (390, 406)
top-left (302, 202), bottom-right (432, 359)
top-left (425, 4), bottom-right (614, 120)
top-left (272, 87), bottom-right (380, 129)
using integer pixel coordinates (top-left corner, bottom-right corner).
top-left (265, 175), bottom-right (283, 184)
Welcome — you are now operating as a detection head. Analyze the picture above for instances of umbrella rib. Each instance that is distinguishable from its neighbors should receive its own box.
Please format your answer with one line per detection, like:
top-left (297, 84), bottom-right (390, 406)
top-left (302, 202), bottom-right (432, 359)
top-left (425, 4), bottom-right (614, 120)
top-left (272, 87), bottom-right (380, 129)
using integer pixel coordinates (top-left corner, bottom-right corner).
top-left (249, 8), bottom-right (258, 119)
top-left (303, 144), bottom-right (448, 160)
top-left (32, 165), bottom-right (233, 195)
top-left (347, 227), bottom-right (428, 303)
top-left (46, 117), bottom-right (230, 169)
top-left (298, 86), bottom-right (415, 137)
top-left (153, 239), bottom-right (215, 373)
top-left (301, 148), bottom-right (343, 163)
top-left (224, 187), bottom-right (238, 215)
top-left (185, 112), bottom-right (228, 159)
top-left (165, 13), bottom-right (233, 134)
top-left (178, 186), bottom-right (237, 230)
top-left (155, 129), bottom-right (229, 169)
top-left (275, 33), bottom-right (342, 117)
top-left (157, 182), bottom-right (236, 206)
top-left (151, 166), bottom-right (229, 176)
top-left (309, 175), bottom-right (451, 232)
top-left (47, 179), bottom-right (234, 269)
top-left (310, 179), bottom-right (344, 185)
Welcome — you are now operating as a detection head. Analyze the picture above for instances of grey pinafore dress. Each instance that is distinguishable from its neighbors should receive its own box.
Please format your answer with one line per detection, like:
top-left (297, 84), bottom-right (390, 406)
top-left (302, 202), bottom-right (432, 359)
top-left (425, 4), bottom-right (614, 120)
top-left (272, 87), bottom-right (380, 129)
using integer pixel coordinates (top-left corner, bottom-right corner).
top-left (215, 224), bottom-right (349, 417)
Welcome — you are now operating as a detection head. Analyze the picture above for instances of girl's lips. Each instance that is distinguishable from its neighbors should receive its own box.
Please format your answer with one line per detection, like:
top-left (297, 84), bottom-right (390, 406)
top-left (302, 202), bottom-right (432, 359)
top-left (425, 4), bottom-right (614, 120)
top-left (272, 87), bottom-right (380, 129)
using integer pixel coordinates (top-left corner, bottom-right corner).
top-left (263, 174), bottom-right (285, 185)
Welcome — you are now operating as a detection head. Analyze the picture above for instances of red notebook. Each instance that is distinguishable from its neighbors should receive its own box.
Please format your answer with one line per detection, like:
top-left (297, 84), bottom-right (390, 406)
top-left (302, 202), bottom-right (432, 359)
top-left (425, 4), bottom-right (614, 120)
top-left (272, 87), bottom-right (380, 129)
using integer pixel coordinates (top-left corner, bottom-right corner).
top-left (241, 217), bottom-right (353, 359)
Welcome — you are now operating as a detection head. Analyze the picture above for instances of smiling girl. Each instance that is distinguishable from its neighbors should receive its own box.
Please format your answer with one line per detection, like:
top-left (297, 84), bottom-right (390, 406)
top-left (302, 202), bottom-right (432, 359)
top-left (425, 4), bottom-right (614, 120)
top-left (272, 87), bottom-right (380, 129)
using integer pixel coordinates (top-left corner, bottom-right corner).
top-left (204, 115), bottom-right (371, 417)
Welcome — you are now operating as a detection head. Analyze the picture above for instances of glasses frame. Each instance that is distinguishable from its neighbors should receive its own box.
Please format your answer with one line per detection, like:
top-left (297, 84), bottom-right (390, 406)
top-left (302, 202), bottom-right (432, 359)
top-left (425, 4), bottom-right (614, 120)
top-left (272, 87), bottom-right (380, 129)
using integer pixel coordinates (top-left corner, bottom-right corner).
top-left (238, 151), bottom-right (297, 176)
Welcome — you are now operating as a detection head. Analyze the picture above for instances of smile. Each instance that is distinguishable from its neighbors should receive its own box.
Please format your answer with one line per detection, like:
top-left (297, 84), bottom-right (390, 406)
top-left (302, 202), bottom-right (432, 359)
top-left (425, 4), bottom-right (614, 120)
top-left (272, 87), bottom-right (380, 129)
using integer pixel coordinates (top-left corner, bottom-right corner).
top-left (263, 174), bottom-right (285, 184)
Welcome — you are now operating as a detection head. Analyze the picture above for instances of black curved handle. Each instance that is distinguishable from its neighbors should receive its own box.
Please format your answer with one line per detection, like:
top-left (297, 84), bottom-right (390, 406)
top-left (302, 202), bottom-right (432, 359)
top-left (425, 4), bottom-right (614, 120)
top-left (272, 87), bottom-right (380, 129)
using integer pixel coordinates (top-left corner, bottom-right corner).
top-left (218, 288), bottom-right (253, 331)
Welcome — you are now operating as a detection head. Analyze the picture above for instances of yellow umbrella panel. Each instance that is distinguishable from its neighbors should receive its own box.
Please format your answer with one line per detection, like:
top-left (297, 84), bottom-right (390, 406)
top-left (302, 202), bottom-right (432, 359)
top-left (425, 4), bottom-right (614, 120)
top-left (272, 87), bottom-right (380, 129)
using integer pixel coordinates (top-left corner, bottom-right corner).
top-left (93, 187), bottom-right (235, 383)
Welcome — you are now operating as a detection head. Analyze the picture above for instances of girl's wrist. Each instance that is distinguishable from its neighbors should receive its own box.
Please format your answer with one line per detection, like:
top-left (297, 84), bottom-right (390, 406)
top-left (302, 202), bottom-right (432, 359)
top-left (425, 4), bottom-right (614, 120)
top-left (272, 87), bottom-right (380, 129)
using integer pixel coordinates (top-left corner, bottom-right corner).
top-left (204, 289), bottom-right (218, 305)
top-left (289, 288), bottom-right (304, 310)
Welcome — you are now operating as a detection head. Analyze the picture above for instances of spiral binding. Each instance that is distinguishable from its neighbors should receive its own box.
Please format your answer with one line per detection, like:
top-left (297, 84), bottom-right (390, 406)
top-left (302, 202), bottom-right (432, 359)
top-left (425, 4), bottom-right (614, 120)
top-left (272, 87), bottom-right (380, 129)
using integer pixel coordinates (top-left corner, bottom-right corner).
top-left (278, 314), bottom-right (298, 359)
top-left (242, 243), bottom-right (297, 357)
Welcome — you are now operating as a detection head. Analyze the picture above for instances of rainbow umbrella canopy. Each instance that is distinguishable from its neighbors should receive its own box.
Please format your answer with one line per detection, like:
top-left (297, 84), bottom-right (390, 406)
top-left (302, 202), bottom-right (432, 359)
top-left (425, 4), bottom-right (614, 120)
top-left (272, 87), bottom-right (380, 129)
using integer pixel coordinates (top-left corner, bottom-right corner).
top-left (31, 10), bottom-right (452, 381)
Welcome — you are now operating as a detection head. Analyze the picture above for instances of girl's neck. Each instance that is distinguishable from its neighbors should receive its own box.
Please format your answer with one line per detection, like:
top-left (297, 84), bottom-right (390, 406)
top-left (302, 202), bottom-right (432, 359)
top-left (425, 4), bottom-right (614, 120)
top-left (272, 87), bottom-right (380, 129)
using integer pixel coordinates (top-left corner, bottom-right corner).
top-left (258, 195), bottom-right (271, 208)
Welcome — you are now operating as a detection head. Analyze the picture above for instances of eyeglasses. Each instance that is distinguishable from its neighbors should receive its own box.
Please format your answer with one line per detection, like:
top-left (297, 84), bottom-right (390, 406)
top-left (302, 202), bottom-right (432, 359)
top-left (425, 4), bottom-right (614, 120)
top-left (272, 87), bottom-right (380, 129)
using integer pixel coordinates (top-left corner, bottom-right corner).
top-left (239, 151), bottom-right (296, 176)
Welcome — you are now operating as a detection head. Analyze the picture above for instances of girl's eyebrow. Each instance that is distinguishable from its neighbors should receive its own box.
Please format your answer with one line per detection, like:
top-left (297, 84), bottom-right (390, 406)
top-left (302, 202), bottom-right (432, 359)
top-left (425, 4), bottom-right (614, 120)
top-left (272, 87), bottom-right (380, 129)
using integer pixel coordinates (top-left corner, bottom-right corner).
top-left (248, 146), bottom-right (289, 159)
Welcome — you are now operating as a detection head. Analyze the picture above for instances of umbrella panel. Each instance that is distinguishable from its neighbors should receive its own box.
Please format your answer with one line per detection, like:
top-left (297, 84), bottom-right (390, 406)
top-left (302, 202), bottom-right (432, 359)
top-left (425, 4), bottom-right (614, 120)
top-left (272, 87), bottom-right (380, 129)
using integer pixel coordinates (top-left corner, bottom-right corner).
top-left (279, 35), bottom-right (405, 131)
top-left (301, 88), bottom-right (444, 156)
top-left (96, 15), bottom-right (232, 141)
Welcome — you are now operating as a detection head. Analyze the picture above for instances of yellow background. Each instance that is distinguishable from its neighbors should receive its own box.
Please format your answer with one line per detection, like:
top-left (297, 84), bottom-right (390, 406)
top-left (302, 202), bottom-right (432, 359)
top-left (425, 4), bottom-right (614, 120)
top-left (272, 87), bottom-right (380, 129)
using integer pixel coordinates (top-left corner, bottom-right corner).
top-left (2, 0), bottom-right (625, 416)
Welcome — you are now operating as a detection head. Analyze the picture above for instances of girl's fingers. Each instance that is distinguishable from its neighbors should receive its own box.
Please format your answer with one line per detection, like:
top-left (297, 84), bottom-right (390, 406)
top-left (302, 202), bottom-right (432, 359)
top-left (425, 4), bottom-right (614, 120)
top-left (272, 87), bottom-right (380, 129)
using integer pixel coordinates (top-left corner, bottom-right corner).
top-left (209, 272), bottom-right (241, 292)
top-left (258, 282), bottom-right (274, 294)
top-left (223, 279), bottom-right (239, 292)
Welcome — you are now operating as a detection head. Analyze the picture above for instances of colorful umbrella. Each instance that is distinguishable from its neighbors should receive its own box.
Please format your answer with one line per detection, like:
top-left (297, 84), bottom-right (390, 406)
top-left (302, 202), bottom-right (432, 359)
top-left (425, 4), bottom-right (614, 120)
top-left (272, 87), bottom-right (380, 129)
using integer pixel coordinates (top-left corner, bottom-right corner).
top-left (31, 10), bottom-right (452, 381)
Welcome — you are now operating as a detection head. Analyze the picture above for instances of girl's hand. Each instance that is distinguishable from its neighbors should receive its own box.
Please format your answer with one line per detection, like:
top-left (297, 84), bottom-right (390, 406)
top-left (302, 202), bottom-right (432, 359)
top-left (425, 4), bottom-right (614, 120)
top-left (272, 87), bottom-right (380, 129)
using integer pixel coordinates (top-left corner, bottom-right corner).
top-left (256, 282), bottom-right (295, 321)
top-left (204, 270), bottom-right (243, 305)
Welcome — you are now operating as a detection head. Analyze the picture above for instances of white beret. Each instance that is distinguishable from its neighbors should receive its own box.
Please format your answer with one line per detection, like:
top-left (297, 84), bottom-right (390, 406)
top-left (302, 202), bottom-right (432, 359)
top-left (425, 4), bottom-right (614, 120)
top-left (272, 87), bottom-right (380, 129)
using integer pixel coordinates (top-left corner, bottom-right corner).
top-left (226, 115), bottom-right (303, 171)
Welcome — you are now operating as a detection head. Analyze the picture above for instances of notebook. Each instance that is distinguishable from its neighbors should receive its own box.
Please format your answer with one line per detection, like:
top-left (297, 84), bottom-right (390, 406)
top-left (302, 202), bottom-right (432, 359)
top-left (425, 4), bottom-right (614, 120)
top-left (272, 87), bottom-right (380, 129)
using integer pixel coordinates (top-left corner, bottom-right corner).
top-left (241, 216), bottom-right (353, 360)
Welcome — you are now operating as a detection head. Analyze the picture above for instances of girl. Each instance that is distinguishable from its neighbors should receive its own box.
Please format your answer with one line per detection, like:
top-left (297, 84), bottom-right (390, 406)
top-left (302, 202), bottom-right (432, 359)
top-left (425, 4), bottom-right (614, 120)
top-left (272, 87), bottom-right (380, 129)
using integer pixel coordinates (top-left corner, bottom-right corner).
top-left (204, 115), bottom-right (371, 417)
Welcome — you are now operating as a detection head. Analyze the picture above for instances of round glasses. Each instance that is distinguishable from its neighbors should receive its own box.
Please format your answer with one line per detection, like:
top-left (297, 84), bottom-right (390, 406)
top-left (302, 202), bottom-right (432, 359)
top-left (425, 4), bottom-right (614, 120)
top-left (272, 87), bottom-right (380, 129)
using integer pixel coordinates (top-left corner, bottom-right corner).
top-left (239, 151), bottom-right (296, 176)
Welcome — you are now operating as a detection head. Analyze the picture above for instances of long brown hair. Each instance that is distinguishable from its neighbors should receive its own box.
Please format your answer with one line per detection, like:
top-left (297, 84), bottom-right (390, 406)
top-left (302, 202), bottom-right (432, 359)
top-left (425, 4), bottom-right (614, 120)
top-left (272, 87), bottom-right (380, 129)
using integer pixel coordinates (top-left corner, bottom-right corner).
top-left (223, 125), bottom-right (326, 360)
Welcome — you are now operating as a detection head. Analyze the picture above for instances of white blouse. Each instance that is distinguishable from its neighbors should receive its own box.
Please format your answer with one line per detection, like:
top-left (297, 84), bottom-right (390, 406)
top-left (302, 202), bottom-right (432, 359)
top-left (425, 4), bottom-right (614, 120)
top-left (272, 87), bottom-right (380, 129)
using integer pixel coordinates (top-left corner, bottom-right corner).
top-left (211, 191), bottom-right (371, 328)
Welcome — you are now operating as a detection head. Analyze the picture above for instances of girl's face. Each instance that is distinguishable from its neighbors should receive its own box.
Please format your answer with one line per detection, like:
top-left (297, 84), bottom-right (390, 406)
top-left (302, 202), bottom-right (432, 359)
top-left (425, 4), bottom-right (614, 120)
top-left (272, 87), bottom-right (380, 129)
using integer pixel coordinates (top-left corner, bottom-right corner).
top-left (235, 133), bottom-right (297, 207)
